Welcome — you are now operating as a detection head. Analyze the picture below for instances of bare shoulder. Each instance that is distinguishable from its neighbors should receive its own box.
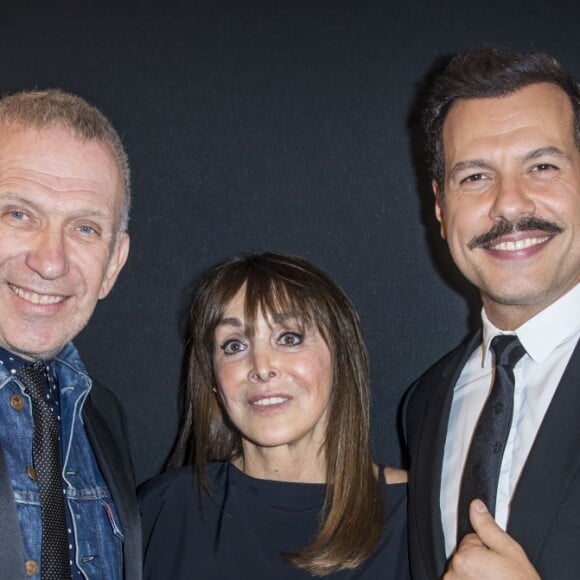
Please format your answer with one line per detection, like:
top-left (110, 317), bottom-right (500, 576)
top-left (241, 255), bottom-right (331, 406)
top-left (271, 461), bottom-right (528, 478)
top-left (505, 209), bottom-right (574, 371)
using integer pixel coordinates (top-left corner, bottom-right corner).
top-left (384, 466), bottom-right (407, 484)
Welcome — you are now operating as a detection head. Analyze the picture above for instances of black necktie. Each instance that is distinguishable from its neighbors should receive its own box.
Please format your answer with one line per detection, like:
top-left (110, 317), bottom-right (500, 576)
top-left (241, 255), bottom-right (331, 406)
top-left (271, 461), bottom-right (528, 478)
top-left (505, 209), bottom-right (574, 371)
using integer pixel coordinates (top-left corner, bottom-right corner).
top-left (18, 362), bottom-right (71, 580)
top-left (456, 335), bottom-right (526, 544)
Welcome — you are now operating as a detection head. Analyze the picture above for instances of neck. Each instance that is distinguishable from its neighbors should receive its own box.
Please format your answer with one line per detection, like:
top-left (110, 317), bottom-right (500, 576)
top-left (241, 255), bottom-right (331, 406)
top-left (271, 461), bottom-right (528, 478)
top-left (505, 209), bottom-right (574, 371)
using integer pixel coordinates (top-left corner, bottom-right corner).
top-left (236, 442), bottom-right (326, 483)
top-left (482, 282), bottom-right (580, 331)
top-left (483, 305), bottom-right (532, 331)
top-left (483, 298), bottom-right (553, 331)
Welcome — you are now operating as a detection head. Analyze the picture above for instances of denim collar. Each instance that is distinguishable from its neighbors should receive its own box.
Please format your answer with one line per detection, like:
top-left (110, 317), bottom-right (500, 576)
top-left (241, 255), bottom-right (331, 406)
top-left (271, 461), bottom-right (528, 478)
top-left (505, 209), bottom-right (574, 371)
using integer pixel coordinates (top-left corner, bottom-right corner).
top-left (0, 342), bottom-right (89, 392)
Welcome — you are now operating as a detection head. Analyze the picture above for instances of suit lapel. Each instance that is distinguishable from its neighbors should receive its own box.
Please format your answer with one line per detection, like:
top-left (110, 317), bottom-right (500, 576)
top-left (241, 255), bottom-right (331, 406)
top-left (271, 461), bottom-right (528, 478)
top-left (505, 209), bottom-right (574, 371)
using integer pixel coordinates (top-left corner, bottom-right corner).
top-left (413, 331), bottom-right (482, 577)
top-left (508, 340), bottom-right (580, 561)
top-left (83, 395), bottom-right (140, 579)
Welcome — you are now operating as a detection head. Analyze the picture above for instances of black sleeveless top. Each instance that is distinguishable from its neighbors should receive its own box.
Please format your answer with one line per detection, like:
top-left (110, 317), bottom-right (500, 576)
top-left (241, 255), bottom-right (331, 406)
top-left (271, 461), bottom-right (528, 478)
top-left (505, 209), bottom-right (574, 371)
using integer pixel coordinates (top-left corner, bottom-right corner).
top-left (139, 462), bottom-right (410, 579)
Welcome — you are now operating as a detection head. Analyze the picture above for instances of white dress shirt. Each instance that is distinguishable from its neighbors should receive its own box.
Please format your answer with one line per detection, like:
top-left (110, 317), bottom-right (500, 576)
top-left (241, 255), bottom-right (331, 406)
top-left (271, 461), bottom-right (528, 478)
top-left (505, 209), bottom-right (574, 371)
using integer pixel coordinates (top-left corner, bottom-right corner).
top-left (440, 282), bottom-right (580, 557)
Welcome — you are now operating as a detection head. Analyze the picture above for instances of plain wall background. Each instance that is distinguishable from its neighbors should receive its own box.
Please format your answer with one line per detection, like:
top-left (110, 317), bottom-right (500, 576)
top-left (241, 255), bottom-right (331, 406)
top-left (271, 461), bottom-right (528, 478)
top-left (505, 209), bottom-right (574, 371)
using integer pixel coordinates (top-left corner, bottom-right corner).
top-left (2, 0), bottom-right (577, 484)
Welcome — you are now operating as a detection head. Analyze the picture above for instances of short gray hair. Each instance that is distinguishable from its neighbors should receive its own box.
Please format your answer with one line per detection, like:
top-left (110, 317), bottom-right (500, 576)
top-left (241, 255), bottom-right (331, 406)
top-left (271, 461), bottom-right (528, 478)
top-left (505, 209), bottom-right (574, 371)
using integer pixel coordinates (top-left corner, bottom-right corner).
top-left (0, 89), bottom-right (131, 233)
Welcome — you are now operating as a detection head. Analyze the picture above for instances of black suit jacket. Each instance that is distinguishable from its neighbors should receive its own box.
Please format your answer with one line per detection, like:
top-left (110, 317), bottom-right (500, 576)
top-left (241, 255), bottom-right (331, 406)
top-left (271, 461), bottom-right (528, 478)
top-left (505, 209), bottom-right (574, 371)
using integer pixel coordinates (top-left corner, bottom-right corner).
top-left (0, 380), bottom-right (142, 580)
top-left (403, 332), bottom-right (580, 579)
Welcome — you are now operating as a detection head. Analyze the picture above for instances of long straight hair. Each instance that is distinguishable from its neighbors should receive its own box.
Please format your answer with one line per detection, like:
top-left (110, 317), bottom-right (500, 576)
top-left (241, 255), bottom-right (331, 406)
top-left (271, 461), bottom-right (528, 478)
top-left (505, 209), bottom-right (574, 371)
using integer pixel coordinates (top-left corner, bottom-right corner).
top-left (170, 253), bottom-right (383, 575)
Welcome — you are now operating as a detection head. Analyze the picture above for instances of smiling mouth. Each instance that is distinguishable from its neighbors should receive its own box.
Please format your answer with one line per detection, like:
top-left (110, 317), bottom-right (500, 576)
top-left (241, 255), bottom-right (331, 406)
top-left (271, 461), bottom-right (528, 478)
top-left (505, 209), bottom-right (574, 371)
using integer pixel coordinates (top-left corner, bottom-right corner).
top-left (9, 284), bottom-right (66, 305)
top-left (487, 236), bottom-right (550, 251)
top-left (251, 396), bottom-right (290, 407)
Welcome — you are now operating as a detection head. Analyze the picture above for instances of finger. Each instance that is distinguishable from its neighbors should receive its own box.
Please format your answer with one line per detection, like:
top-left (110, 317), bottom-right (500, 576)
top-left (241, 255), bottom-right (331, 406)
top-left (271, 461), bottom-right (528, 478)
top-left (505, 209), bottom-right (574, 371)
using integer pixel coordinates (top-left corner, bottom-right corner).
top-left (446, 533), bottom-right (489, 579)
top-left (456, 532), bottom-right (485, 551)
top-left (469, 499), bottom-right (513, 553)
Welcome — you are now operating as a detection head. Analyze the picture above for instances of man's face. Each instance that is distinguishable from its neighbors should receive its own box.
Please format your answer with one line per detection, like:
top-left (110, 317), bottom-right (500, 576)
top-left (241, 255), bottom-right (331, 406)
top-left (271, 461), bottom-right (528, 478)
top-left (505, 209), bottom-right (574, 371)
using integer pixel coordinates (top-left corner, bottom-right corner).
top-left (0, 123), bottom-right (129, 359)
top-left (434, 83), bottom-right (580, 328)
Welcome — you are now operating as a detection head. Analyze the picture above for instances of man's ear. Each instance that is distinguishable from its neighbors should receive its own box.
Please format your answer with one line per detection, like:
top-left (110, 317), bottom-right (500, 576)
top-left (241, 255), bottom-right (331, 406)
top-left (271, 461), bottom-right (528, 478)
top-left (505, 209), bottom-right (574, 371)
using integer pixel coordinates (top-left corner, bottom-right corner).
top-left (99, 232), bottom-right (130, 300)
top-left (433, 180), bottom-right (447, 240)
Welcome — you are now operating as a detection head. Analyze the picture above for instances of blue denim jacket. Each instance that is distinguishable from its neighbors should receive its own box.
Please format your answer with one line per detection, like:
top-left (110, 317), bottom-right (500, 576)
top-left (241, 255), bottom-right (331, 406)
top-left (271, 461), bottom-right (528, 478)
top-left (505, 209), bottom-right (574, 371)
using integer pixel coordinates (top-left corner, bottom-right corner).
top-left (0, 343), bottom-right (124, 579)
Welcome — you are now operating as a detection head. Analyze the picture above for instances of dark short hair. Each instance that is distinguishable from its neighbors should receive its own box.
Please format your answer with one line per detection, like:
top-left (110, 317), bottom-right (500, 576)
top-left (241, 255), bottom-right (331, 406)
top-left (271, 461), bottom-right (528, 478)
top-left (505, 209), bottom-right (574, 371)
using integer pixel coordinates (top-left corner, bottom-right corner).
top-left (171, 252), bottom-right (383, 575)
top-left (424, 48), bottom-right (580, 191)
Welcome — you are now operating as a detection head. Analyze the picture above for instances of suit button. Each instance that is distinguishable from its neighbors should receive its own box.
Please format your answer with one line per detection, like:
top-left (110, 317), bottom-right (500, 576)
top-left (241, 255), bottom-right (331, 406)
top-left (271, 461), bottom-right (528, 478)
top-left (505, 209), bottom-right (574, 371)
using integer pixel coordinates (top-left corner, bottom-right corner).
top-left (10, 394), bottom-right (25, 410)
top-left (25, 559), bottom-right (38, 576)
top-left (26, 466), bottom-right (37, 480)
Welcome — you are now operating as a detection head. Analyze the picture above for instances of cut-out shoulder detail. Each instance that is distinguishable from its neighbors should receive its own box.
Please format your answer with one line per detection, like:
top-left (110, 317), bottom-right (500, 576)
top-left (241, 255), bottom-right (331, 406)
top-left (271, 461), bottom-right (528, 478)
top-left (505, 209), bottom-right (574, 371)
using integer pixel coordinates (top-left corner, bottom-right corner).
top-left (384, 467), bottom-right (407, 484)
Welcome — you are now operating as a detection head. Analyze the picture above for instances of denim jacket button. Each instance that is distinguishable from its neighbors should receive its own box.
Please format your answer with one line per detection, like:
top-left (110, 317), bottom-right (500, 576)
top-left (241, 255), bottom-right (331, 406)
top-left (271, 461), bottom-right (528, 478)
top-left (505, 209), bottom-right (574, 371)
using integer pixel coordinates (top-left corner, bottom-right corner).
top-left (25, 559), bottom-right (38, 576)
top-left (10, 394), bottom-right (25, 410)
top-left (26, 466), bottom-right (37, 480)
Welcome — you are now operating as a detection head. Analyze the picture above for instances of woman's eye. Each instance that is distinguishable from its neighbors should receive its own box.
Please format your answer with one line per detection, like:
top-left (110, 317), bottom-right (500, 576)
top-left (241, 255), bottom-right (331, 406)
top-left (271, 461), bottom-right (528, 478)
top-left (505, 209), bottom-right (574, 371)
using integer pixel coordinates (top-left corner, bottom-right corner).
top-left (220, 339), bottom-right (246, 355)
top-left (278, 332), bottom-right (303, 347)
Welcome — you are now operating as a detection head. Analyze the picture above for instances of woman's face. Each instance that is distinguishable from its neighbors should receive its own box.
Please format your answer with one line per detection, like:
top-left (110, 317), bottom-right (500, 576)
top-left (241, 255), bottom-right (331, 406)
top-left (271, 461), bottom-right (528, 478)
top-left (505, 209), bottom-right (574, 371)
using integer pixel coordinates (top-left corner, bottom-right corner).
top-left (213, 287), bottom-right (333, 458)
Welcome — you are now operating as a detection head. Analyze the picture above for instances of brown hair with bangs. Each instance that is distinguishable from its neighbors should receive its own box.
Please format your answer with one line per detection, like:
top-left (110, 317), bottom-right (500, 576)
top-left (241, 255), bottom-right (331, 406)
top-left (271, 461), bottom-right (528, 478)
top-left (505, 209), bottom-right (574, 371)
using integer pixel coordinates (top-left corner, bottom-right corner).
top-left (170, 252), bottom-right (384, 576)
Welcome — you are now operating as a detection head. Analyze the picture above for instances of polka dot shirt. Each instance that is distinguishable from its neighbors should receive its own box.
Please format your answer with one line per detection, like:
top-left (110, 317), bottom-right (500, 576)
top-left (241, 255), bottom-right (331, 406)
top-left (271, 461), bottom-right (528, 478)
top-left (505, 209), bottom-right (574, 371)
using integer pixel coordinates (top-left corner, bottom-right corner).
top-left (0, 347), bottom-right (81, 579)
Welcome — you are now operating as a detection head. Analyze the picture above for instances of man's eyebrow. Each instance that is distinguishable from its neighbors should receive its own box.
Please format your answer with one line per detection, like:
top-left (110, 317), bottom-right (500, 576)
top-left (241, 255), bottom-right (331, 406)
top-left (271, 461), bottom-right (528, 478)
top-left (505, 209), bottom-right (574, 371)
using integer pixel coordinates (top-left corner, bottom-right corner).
top-left (523, 146), bottom-right (569, 162)
top-left (447, 146), bottom-right (571, 181)
top-left (448, 159), bottom-right (493, 181)
top-left (0, 193), bottom-right (35, 205)
top-left (0, 193), bottom-right (112, 219)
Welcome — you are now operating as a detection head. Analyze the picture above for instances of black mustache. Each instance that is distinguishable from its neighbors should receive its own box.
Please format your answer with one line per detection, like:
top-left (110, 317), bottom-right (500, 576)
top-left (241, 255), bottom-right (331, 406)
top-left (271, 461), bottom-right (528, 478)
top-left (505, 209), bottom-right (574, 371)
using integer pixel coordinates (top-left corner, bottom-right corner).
top-left (467, 217), bottom-right (563, 250)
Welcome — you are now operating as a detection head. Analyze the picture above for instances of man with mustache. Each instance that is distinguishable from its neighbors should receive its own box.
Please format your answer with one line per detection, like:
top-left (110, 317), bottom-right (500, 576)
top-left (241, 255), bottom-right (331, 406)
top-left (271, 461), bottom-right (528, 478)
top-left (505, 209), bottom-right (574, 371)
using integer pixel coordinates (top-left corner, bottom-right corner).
top-left (403, 48), bottom-right (580, 579)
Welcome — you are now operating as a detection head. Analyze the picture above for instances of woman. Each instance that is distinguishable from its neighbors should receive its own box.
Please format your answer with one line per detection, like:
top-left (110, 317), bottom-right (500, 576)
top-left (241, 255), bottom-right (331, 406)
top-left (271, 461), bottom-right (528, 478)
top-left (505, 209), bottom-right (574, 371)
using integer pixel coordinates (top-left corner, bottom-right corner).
top-left (139, 253), bottom-right (409, 579)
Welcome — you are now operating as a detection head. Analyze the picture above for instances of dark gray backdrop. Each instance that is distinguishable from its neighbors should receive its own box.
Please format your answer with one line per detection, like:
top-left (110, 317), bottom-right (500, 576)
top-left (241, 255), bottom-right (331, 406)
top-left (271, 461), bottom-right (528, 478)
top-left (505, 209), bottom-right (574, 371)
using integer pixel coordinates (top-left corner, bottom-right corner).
top-left (2, 0), bottom-right (577, 484)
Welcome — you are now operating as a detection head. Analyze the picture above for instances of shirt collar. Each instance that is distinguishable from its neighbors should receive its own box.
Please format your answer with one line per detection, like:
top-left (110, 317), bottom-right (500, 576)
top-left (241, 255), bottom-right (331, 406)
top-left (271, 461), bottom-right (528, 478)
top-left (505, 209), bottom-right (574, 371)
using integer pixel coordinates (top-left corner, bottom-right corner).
top-left (0, 342), bottom-right (87, 383)
top-left (0, 345), bottom-right (28, 364)
top-left (481, 282), bottom-right (580, 367)
top-left (53, 342), bottom-right (86, 374)
top-left (0, 346), bottom-right (30, 379)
